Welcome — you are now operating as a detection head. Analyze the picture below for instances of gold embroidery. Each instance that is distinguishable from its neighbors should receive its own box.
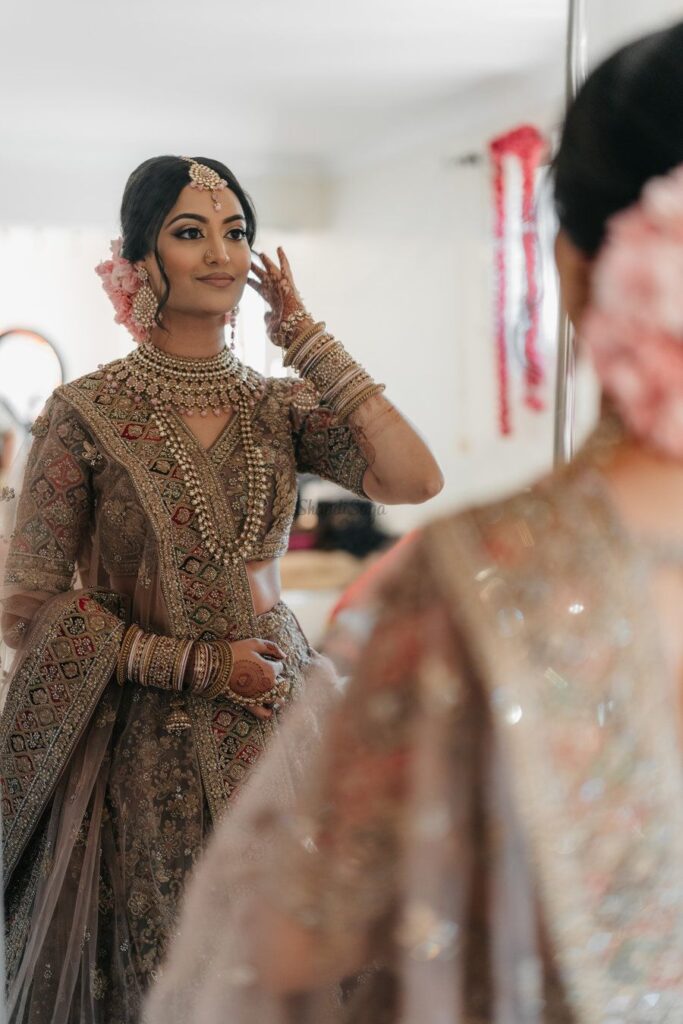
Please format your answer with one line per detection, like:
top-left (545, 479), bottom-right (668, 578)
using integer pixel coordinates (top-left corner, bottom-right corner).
top-left (4, 825), bottom-right (50, 983)
top-left (425, 474), bottom-right (683, 1020)
top-left (60, 382), bottom-right (190, 639)
top-left (0, 591), bottom-right (125, 881)
top-left (30, 414), bottom-right (49, 438)
top-left (90, 965), bottom-right (108, 1000)
top-left (81, 440), bottom-right (103, 467)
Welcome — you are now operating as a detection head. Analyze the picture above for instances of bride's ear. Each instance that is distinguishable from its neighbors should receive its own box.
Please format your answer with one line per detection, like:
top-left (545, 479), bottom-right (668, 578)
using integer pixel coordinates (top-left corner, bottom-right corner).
top-left (555, 229), bottom-right (593, 329)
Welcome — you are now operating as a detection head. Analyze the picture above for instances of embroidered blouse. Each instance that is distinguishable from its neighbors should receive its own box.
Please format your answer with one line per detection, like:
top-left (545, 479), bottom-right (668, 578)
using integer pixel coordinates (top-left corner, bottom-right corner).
top-left (4, 358), bottom-right (369, 641)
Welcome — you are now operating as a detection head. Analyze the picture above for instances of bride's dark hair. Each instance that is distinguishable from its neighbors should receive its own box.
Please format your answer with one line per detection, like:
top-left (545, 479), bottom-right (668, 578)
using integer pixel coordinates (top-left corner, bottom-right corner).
top-left (554, 22), bottom-right (683, 256)
top-left (119, 155), bottom-right (257, 325)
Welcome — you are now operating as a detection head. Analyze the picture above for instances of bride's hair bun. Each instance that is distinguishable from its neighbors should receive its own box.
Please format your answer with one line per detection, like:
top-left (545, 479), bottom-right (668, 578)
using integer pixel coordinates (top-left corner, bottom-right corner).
top-left (554, 22), bottom-right (683, 257)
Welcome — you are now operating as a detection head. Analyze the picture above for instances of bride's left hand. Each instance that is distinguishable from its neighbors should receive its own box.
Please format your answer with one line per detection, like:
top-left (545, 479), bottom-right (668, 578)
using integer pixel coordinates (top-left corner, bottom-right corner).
top-left (248, 247), bottom-right (307, 346)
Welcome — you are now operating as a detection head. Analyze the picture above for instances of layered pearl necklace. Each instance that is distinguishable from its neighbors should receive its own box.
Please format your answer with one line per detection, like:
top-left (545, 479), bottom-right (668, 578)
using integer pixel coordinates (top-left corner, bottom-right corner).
top-left (104, 345), bottom-right (267, 564)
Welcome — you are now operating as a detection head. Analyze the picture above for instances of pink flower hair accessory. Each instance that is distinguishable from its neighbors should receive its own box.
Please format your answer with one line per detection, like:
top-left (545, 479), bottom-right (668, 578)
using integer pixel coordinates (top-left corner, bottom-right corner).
top-left (95, 238), bottom-right (151, 344)
top-left (581, 164), bottom-right (683, 459)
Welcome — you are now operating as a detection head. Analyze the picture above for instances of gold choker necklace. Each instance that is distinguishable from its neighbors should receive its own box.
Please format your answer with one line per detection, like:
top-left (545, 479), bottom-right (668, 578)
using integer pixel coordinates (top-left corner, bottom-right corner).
top-left (104, 345), bottom-right (263, 416)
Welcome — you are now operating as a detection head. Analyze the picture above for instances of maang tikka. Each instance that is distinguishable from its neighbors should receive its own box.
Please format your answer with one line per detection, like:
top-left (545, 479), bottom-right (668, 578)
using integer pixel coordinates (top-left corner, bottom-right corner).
top-left (181, 156), bottom-right (228, 212)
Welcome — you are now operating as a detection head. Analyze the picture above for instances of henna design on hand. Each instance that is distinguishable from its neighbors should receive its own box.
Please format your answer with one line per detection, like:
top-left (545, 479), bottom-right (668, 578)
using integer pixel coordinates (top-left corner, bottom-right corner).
top-left (230, 659), bottom-right (273, 698)
top-left (247, 247), bottom-right (306, 346)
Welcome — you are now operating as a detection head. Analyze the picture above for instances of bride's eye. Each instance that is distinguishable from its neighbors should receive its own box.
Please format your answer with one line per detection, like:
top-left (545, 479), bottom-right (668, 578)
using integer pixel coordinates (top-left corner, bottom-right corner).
top-left (174, 226), bottom-right (204, 240)
top-left (226, 228), bottom-right (247, 241)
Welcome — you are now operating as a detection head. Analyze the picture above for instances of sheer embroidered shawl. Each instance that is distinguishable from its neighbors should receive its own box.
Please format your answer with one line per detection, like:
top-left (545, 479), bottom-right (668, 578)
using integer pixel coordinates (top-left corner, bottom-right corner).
top-left (146, 465), bottom-right (683, 1024)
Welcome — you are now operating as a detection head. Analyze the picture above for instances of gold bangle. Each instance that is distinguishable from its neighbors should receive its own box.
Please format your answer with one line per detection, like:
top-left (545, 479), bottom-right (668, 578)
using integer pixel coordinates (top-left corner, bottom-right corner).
top-left (129, 628), bottom-right (147, 686)
top-left (323, 366), bottom-right (366, 406)
top-left (286, 327), bottom-right (328, 369)
top-left (162, 637), bottom-right (181, 689)
top-left (173, 640), bottom-right (193, 691)
top-left (291, 332), bottom-right (332, 373)
top-left (190, 641), bottom-right (210, 693)
top-left (139, 633), bottom-right (158, 687)
top-left (336, 380), bottom-right (385, 417)
top-left (337, 383), bottom-right (386, 421)
top-left (202, 640), bottom-right (235, 701)
top-left (150, 635), bottom-right (178, 689)
top-left (203, 641), bottom-right (233, 701)
top-left (117, 625), bottom-right (140, 686)
top-left (298, 337), bottom-right (340, 377)
top-left (147, 635), bottom-right (165, 688)
top-left (302, 346), bottom-right (357, 392)
top-left (284, 322), bottom-right (326, 366)
top-left (331, 374), bottom-right (374, 414)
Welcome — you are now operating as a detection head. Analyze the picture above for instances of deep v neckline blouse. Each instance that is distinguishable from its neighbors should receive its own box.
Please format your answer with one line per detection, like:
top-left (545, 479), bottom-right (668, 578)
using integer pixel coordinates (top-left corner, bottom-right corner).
top-left (171, 408), bottom-right (241, 464)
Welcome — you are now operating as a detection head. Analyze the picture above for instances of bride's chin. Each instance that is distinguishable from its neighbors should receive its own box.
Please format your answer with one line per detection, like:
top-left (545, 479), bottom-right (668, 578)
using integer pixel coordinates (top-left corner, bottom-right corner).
top-left (176, 306), bottom-right (232, 321)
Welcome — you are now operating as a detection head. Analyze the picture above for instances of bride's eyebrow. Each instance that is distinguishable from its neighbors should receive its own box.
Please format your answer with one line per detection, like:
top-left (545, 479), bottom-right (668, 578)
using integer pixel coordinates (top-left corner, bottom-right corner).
top-left (166, 213), bottom-right (246, 227)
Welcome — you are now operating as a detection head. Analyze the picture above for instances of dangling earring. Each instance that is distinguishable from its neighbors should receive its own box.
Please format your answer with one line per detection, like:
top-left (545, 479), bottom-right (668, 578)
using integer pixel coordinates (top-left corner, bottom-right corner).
top-left (228, 306), bottom-right (239, 351)
top-left (132, 266), bottom-right (158, 339)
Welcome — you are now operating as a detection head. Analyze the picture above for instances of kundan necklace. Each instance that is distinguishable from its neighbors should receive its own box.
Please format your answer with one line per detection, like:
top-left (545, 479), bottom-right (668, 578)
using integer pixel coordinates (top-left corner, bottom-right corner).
top-left (103, 345), bottom-right (267, 564)
top-left (111, 344), bottom-right (263, 417)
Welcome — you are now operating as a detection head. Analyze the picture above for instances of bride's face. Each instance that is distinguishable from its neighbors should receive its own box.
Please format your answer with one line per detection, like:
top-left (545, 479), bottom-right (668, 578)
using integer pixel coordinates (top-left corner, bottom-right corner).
top-left (141, 184), bottom-right (251, 320)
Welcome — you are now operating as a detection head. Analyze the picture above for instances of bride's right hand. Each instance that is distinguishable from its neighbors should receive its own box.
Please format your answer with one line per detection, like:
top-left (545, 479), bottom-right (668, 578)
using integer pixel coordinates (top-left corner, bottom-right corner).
top-left (228, 638), bottom-right (286, 720)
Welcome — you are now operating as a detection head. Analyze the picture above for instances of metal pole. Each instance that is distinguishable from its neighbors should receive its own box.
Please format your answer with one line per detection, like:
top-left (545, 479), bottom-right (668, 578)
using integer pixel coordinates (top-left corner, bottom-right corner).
top-left (553, 0), bottom-right (588, 467)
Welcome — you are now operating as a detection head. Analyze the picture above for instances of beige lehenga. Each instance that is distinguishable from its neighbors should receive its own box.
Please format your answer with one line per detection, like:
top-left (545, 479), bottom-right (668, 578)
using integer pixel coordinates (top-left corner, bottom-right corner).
top-left (146, 428), bottom-right (683, 1024)
top-left (0, 348), bottom-right (368, 1022)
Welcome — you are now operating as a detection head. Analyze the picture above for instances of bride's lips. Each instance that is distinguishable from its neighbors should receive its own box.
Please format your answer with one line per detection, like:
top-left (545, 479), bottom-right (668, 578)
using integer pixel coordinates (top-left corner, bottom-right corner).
top-left (197, 273), bottom-right (236, 288)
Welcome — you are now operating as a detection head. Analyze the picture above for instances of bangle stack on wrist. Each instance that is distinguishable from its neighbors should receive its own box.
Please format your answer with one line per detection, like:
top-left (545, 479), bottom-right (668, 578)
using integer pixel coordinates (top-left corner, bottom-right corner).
top-left (189, 639), bottom-right (235, 700)
top-left (283, 312), bottom-right (385, 421)
top-left (283, 321), bottom-right (327, 366)
top-left (116, 624), bottom-right (193, 691)
top-left (190, 639), bottom-right (285, 707)
top-left (116, 628), bottom-right (289, 710)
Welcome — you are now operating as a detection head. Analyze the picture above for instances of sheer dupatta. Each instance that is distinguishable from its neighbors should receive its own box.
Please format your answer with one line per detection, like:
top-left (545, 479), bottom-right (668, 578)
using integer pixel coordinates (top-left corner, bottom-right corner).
top-left (146, 468), bottom-right (683, 1023)
top-left (0, 408), bottom-right (130, 1021)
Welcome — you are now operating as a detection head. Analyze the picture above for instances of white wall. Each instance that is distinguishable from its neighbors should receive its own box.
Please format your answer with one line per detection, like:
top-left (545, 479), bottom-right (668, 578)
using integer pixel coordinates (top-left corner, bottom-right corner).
top-left (268, 72), bottom-right (598, 535)
top-left (588, 0), bottom-right (683, 63)
top-left (0, 228), bottom-right (132, 382)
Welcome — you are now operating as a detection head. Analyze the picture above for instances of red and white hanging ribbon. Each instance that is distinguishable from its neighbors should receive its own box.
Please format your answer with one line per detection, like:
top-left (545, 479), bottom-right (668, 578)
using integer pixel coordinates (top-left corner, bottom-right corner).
top-left (489, 125), bottom-right (548, 435)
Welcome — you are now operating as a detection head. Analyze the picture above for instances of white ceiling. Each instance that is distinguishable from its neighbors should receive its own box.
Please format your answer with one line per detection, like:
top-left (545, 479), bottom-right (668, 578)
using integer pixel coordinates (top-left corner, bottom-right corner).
top-left (3, 0), bottom-right (567, 180)
top-left (4, 0), bottom-right (683, 225)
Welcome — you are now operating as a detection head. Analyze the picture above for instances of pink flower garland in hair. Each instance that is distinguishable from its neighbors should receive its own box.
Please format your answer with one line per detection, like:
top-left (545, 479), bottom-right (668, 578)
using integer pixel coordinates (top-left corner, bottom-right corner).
top-left (95, 238), bottom-right (149, 344)
top-left (581, 165), bottom-right (683, 459)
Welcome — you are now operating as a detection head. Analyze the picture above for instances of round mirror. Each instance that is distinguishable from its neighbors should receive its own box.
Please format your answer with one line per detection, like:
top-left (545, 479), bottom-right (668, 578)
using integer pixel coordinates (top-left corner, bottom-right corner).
top-left (0, 329), bottom-right (64, 480)
top-left (0, 328), bottom-right (64, 428)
